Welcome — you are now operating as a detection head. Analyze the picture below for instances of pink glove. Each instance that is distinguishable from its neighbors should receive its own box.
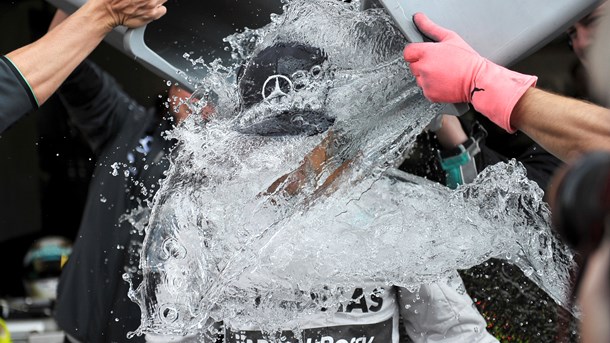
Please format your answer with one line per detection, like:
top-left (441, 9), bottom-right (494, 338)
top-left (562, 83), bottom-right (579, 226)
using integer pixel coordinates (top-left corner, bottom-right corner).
top-left (403, 13), bottom-right (537, 133)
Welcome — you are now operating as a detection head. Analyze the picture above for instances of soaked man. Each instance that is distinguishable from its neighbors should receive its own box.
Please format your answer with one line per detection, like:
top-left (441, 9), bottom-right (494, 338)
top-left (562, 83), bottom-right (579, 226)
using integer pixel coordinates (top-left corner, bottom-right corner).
top-left (222, 42), bottom-right (498, 343)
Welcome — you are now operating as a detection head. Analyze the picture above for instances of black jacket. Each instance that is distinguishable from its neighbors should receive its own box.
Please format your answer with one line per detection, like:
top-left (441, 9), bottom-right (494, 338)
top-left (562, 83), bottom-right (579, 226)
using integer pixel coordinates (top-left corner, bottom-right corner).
top-left (0, 55), bottom-right (38, 132)
top-left (54, 60), bottom-right (173, 343)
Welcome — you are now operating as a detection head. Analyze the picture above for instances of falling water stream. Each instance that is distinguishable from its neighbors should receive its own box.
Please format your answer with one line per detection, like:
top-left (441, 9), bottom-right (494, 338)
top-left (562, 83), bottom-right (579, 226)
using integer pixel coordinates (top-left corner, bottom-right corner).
top-left (124, 0), bottom-right (574, 340)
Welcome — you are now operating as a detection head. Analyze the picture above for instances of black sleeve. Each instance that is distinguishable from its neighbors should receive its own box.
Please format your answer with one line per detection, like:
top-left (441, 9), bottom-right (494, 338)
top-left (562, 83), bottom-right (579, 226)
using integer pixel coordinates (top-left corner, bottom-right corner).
top-left (461, 113), bottom-right (563, 193)
top-left (0, 55), bottom-right (39, 133)
top-left (58, 60), bottom-right (144, 154)
top-left (477, 141), bottom-right (562, 193)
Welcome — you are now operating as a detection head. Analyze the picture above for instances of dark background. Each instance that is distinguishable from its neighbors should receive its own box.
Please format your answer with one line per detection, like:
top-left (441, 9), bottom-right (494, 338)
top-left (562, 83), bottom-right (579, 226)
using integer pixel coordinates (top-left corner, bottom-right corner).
top-left (0, 0), bottom-right (581, 297)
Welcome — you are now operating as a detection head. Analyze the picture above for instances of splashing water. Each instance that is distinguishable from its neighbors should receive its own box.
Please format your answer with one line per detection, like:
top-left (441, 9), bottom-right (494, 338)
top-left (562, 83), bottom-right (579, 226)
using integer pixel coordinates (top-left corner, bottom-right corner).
top-left (127, 0), bottom-right (574, 339)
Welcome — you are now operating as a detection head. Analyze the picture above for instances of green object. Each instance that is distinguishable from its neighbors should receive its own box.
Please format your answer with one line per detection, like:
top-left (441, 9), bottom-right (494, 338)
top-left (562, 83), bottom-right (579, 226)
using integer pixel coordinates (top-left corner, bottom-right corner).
top-left (0, 318), bottom-right (11, 343)
top-left (439, 124), bottom-right (485, 189)
top-left (440, 145), bottom-right (471, 189)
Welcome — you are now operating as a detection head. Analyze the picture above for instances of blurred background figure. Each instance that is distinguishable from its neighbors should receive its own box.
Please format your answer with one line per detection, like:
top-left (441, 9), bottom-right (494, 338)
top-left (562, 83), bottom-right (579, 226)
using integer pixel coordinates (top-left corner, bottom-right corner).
top-left (52, 50), bottom-right (193, 341)
top-left (22, 236), bottom-right (72, 302)
top-left (565, 1), bottom-right (608, 102)
top-left (548, 152), bottom-right (610, 343)
top-left (556, 3), bottom-right (610, 342)
top-left (0, 0), bottom-right (168, 299)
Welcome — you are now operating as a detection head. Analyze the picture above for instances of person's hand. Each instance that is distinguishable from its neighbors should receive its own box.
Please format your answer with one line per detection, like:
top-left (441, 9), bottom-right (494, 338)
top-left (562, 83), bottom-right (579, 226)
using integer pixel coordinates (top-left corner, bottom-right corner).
top-left (265, 131), bottom-right (353, 201)
top-left (403, 13), bottom-right (537, 133)
top-left (88, 0), bottom-right (168, 31)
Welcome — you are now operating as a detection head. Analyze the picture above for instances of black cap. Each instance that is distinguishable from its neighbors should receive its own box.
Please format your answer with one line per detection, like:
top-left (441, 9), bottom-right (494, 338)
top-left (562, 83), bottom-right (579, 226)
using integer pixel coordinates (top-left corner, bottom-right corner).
top-left (236, 43), bottom-right (335, 136)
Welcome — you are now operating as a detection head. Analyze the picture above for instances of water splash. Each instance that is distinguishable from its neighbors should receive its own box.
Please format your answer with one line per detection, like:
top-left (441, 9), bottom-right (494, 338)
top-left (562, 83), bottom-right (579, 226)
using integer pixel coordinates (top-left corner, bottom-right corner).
top-left (127, 0), bottom-right (574, 339)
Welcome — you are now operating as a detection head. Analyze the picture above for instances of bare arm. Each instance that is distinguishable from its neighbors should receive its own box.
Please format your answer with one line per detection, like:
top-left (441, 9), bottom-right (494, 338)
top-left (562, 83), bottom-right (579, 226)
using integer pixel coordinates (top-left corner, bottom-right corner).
top-left (5, 0), bottom-right (167, 105)
top-left (434, 115), bottom-right (468, 148)
top-left (511, 87), bottom-right (610, 161)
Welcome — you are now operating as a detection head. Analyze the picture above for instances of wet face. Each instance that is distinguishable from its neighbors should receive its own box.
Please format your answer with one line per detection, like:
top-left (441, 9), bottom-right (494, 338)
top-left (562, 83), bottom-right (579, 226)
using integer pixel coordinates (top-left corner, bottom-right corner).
top-left (567, 2), bottom-right (608, 67)
top-left (168, 85), bottom-right (193, 124)
top-left (168, 85), bottom-right (216, 124)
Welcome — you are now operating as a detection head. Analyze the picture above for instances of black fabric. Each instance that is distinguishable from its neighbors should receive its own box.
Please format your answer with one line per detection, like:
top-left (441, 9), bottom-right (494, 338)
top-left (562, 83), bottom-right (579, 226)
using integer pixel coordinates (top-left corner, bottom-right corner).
top-left (400, 109), bottom-right (562, 194)
top-left (54, 60), bottom-right (173, 343)
top-left (0, 55), bottom-right (38, 133)
top-left (470, 112), bottom-right (562, 192)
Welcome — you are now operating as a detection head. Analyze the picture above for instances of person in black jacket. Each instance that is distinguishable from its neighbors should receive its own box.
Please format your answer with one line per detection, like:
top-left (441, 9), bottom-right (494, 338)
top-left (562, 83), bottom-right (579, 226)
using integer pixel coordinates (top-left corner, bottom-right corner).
top-left (53, 58), bottom-right (193, 343)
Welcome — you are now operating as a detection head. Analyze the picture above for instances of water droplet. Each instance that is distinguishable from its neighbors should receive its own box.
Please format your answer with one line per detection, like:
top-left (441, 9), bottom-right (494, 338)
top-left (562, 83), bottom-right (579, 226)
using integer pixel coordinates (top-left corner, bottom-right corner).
top-left (160, 306), bottom-right (179, 324)
top-left (161, 238), bottom-right (187, 260)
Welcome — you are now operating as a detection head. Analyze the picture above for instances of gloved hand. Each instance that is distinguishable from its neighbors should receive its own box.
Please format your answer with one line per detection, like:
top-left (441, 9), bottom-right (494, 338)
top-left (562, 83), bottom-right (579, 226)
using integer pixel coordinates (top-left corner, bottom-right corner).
top-left (404, 13), bottom-right (537, 133)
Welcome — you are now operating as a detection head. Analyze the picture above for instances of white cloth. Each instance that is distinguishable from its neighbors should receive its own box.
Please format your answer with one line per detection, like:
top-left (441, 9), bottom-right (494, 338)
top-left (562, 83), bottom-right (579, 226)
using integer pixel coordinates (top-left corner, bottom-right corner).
top-left (399, 276), bottom-right (497, 343)
top-left (225, 276), bottom-right (497, 343)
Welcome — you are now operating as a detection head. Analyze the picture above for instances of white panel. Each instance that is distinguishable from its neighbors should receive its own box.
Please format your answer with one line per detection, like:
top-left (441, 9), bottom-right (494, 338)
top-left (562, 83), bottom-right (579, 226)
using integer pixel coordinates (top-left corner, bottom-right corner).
top-left (375, 0), bottom-right (603, 66)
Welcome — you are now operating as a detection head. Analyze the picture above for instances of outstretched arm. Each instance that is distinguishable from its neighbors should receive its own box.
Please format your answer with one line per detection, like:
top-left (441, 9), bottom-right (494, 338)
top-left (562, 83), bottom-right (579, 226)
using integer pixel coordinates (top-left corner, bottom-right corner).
top-left (511, 88), bottom-right (610, 161)
top-left (5, 0), bottom-right (167, 106)
top-left (404, 13), bottom-right (610, 162)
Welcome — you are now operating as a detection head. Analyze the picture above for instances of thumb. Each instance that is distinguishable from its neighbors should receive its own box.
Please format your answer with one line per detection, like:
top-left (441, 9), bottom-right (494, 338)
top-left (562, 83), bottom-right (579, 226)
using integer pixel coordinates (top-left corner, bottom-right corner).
top-left (412, 12), bottom-right (456, 42)
top-left (403, 43), bottom-right (425, 63)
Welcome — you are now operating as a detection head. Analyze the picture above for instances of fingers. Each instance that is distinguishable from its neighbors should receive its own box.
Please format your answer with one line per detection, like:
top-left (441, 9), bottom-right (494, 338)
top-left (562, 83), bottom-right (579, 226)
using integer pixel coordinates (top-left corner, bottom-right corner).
top-left (138, 0), bottom-right (167, 10)
top-left (412, 12), bottom-right (455, 42)
top-left (119, 2), bottom-right (167, 28)
top-left (135, 0), bottom-right (167, 21)
top-left (153, 0), bottom-right (168, 19)
top-left (150, 4), bottom-right (167, 21)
